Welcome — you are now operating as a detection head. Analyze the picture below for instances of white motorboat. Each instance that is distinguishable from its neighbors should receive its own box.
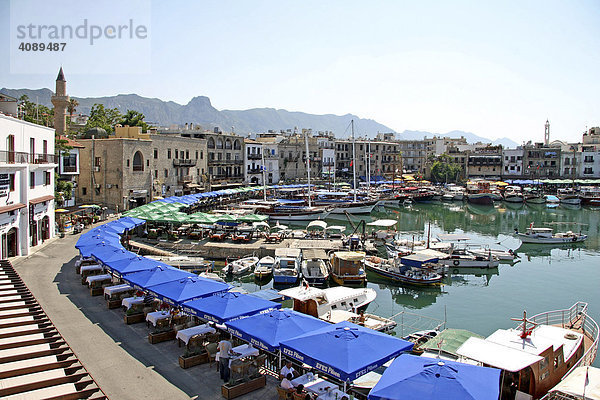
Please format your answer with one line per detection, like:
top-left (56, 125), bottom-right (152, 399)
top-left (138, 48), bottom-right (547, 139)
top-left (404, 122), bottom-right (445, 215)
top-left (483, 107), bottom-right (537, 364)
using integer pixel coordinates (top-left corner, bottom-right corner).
top-left (198, 271), bottom-right (226, 283)
top-left (321, 310), bottom-right (397, 333)
top-left (503, 186), bottom-right (524, 203)
top-left (254, 256), bottom-right (274, 279)
top-left (146, 255), bottom-right (213, 271)
top-left (439, 252), bottom-right (500, 269)
top-left (469, 247), bottom-right (516, 261)
top-left (557, 188), bottom-right (582, 205)
top-left (364, 256), bottom-right (444, 286)
top-left (515, 223), bottom-right (587, 244)
top-left (279, 285), bottom-right (377, 319)
top-left (273, 248), bottom-right (301, 284)
top-left (223, 256), bottom-right (258, 276)
top-left (300, 249), bottom-right (329, 285)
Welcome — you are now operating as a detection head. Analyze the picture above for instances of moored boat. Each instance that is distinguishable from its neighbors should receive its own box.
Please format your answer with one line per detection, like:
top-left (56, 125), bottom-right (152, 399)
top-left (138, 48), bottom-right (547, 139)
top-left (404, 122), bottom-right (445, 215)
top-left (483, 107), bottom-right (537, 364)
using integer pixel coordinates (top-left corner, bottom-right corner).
top-left (300, 249), bottom-right (329, 285)
top-left (223, 255), bottom-right (258, 276)
top-left (279, 285), bottom-right (377, 318)
top-left (329, 251), bottom-right (367, 286)
top-left (254, 256), bottom-right (274, 280)
top-left (365, 256), bottom-right (444, 286)
top-left (456, 302), bottom-right (598, 400)
top-left (515, 223), bottom-right (587, 244)
top-left (273, 248), bottom-right (301, 284)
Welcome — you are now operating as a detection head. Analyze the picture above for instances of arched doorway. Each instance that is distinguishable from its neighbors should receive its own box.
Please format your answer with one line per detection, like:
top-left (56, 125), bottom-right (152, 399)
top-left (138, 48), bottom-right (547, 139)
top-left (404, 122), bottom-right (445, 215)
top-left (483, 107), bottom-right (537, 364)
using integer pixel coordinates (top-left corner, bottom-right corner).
top-left (133, 151), bottom-right (144, 171)
top-left (41, 216), bottom-right (50, 241)
top-left (6, 227), bottom-right (18, 257)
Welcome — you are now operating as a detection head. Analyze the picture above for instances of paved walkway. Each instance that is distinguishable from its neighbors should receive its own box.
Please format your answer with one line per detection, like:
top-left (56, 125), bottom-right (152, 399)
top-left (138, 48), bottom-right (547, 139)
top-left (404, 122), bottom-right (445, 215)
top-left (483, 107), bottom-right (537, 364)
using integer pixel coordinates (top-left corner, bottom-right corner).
top-left (11, 227), bottom-right (278, 400)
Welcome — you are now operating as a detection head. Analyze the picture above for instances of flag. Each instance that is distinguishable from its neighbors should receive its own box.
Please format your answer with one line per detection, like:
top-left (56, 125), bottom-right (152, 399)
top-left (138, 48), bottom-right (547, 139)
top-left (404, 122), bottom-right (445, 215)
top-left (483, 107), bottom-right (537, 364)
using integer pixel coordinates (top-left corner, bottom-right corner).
top-left (350, 160), bottom-right (353, 167)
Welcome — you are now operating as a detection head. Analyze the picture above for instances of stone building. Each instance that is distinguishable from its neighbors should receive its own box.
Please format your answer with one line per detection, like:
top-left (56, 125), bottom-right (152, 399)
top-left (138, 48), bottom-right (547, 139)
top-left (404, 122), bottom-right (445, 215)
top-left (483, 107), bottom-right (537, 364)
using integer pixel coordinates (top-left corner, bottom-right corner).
top-left (502, 148), bottom-right (524, 178)
top-left (522, 142), bottom-right (562, 179)
top-left (76, 127), bottom-right (208, 211)
top-left (244, 139), bottom-right (263, 185)
top-left (278, 131), bottom-right (320, 182)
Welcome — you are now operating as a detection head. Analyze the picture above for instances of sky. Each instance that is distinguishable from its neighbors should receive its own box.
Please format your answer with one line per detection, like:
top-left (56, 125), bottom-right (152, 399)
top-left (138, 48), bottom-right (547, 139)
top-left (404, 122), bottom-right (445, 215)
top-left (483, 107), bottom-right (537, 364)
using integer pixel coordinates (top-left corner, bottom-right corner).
top-left (1, 0), bottom-right (599, 143)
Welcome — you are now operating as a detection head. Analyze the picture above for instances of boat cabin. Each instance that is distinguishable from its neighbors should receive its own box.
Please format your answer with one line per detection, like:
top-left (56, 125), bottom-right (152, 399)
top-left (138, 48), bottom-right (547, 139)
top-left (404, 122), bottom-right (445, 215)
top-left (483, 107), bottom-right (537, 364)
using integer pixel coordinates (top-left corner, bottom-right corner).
top-left (457, 324), bottom-right (585, 400)
top-left (279, 286), bottom-right (375, 319)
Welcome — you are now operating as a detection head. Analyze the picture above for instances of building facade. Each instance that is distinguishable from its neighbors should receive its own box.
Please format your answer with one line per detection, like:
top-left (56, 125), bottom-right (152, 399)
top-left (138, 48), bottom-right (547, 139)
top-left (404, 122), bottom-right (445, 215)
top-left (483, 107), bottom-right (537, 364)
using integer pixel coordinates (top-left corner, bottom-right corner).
top-left (244, 139), bottom-right (263, 185)
top-left (57, 136), bottom-right (84, 207)
top-left (0, 114), bottom-right (56, 258)
top-left (502, 148), bottom-right (524, 177)
top-left (77, 128), bottom-right (208, 211)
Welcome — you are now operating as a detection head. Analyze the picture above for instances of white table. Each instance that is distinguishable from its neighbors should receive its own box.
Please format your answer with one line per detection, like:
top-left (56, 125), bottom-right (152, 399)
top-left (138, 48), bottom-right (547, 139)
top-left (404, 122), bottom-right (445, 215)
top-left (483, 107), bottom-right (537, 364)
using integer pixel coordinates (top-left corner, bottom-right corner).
top-left (104, 284), bottom-right (132, 297)
top-left (122, 297), bottom-right (144, 309)
top-left (80, 264), bottom-right (102, 274)
top-left (86, 274), bottom-right (112, 286)
top-left (292, 375), bottom-right (345, 400)
top-left (146, 311), bottom-right (170, 327)
top-left (175, 324), bottom-right (216, 345)
top-left (216, 344), bottom-right (259, 367)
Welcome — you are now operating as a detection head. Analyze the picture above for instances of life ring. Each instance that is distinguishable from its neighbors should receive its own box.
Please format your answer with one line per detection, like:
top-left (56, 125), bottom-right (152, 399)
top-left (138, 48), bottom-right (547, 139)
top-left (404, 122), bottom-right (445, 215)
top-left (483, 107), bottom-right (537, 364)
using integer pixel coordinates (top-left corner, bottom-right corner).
top-left (572, 236), bottom-right (577, 242)
top-left (453, 260), bottom-right (460, 266)
top-left (452, 269), bottom-right (459, 274)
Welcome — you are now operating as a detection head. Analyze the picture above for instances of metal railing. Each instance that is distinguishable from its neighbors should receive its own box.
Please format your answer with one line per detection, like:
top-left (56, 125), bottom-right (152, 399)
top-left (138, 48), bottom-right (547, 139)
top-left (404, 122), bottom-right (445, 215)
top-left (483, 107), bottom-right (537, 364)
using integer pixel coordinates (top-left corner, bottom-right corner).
top-left (173, 159), bottom-right (197, 167)
top-left (62, 165), bottom-right (77, 173)
top-left (0, 150), bottom-right (58, 164)
top-left (517, 302), bottom-right (598, 378)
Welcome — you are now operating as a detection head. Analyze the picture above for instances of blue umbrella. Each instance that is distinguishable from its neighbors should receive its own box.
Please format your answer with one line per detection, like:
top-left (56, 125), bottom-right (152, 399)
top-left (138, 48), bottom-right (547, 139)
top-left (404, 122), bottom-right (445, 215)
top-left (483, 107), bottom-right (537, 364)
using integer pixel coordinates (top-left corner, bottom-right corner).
top-left (89, 242), bottom-right (129, 263)
top-left (92, 247), bottom-right (137, 265)
top-left (104, 256), bottom-right (162, 278)
top-left (146, 276), bottom-right (231, 306)
top-left (75, 232), bottom-right (120, 249)
top-left (117, 216), bottom-right (146, 229)
top-left (280, 321), bottom-right (413, 382)
top-left (368, 354), bottom-right (501, 400)
top-left (122, 266), bottom-right (193, 291)
top-left (181, 291), bottom-right (280, 324)
top-left (226, 309), bottom-right (329, 352)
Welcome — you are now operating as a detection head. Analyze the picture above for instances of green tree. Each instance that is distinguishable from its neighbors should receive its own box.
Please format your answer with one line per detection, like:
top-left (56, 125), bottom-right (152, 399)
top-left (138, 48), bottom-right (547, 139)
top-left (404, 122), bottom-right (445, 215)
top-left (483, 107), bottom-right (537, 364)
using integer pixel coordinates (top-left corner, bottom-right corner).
top-left (84, 103), bottom-right (122, 134)
top-left (430, 154), bottom-right (463, 183)
top-left (55, 176), bottom-right (73, 207)
top-left (67, 98), bottom-right (79, 133)
top-left (19, 95), bottom-right (54, 127)
top-left (118, 109), bottom-right (151, 132)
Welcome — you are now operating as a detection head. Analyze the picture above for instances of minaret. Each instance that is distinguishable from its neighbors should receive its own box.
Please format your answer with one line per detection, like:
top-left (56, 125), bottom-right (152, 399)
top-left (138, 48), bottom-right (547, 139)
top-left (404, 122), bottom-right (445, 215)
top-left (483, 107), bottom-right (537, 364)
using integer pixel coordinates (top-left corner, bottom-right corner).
top-left (51, 67), bottom-right (70, 135)
top-left (544, 119), bottom-right (550, 146)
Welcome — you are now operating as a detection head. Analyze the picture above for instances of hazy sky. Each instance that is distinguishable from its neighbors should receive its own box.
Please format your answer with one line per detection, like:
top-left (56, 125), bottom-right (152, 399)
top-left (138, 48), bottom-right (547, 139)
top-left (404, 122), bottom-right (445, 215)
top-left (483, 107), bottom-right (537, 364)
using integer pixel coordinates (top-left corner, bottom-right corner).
top-left (1, 0), bottom-right (599, 143)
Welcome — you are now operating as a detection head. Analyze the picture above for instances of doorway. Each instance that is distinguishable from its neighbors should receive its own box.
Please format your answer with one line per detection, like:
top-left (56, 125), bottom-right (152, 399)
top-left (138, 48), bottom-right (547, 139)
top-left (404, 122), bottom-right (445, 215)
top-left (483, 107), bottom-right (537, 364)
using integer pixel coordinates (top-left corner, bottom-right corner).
top-left (6, 227), bottom-right (18, 257)
top-left (41, 216), bottom-right (50, 241)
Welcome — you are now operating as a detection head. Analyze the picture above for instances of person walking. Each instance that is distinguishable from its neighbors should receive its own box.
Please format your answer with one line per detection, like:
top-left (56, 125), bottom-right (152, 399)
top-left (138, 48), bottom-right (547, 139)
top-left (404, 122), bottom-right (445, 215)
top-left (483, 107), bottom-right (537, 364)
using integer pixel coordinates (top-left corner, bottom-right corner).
top-left (217, 333), bottom-right (233, 382)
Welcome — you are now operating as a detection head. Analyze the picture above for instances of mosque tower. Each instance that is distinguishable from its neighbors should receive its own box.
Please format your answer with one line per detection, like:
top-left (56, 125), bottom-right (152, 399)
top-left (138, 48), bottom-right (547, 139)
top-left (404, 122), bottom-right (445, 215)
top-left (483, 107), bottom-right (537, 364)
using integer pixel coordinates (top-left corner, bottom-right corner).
top-left (51, 67), bottom-right (70, 135)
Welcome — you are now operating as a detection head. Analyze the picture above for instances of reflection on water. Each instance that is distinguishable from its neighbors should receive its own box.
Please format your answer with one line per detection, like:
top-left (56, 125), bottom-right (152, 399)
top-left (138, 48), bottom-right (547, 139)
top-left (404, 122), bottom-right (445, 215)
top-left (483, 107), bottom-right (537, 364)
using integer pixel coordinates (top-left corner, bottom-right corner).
top-left (226, 202), bottom-right (600, 365)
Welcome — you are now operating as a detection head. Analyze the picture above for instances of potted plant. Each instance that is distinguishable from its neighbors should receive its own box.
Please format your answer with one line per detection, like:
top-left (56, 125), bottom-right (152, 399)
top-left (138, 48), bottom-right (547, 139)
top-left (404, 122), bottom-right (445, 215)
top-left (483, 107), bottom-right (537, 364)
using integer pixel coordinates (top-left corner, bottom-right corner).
top-left (124, 307), bottom-right (145, 324)
top-left (178, 348), bottom-right (208, 369)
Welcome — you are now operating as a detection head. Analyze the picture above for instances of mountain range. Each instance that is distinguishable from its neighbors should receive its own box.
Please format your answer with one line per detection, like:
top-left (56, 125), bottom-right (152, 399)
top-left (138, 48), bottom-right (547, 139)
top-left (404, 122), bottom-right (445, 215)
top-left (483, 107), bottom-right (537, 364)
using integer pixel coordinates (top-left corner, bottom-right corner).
top-left (0, 87), bottom-right (518, 147)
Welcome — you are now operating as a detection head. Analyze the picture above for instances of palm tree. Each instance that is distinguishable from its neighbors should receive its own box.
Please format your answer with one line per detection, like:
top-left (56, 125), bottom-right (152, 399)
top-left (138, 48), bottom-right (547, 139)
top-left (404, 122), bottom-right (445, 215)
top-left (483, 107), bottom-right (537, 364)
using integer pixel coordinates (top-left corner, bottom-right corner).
top-left (67, 99), bottom-right (79, 134)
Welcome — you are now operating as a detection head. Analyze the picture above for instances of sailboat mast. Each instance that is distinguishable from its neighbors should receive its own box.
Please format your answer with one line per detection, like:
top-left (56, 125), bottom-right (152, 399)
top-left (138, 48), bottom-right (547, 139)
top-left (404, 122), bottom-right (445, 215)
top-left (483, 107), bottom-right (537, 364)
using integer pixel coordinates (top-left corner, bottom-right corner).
top-left (351, 120), bottom-right (357, 202)
top-left (304, 130), bottom-right (312, 208)
top-left (365, 140), bottom-right (370, 191)
top-left (261, 146), bottom-right (267, 201)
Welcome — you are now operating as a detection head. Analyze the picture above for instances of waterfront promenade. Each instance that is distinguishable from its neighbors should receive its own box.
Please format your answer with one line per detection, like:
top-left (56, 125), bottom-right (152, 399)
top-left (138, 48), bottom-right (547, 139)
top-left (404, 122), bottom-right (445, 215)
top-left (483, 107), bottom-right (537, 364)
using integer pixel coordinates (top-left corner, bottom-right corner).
top-left (10, 225), bottom-right (278, 400)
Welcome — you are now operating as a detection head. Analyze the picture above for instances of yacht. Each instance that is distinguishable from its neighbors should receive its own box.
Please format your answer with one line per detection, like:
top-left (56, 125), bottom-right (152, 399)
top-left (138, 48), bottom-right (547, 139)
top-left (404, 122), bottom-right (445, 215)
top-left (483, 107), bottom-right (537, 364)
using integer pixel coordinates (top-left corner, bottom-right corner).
top-left (557, 188), bottom-right (581, 205)
top-left (515, 223), bottom-right (587, 244)
top-left (272, 248), bottom-right (301, 284)
top-left (503, 186), bottom-right (524, 203)
top-left (457, 302), bottom-right (598, 400)
top-left (279, 285), bottom-right (377, 319)
top-left (223, 256), bottom-right (258, 276)
top-left (300, 249), bottom-right (329, 285)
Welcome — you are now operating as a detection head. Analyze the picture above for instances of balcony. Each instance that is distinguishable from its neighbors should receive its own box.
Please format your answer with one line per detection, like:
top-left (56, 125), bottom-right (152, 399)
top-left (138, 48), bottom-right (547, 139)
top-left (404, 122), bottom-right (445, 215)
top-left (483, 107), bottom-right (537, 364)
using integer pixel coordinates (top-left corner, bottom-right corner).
top-left (209, 159), bottom-right (243, 165)
top-left (0, 151), bottom-right (58, 164)
top-left (173, 158), bottom-right (197, 167)
top-left (178, 175), bottom-right (193, 184)
top-left (247, 153), bottom-right (262, 160)
top-left (62, 165), bottom-right (77, 173)
top-left (322, 161), bottom-right (335, 166)
top-left (247, 168), bottom-right (262, 175)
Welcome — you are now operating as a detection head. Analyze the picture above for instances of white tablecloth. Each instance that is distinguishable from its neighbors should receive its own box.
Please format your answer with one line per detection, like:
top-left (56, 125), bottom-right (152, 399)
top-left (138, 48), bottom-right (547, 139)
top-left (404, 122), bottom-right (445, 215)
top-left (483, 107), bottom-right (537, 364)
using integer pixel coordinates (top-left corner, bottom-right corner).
top-left (292, 375), bottom-right (345, 400)
top-left (175, 324), bottom-right (216, 345)
top-left (86, 274), bottom-right (112, 284)
top-left (146, 311), bottom-right (170, 326)
top-left (216, 344), bottom-right (259, 366)
top-left (104, 284), bottom-right (132, 296)
top-left (122, 297), bottom-right (144, 309)
top-left (80, 264), bottom-right (102, 274)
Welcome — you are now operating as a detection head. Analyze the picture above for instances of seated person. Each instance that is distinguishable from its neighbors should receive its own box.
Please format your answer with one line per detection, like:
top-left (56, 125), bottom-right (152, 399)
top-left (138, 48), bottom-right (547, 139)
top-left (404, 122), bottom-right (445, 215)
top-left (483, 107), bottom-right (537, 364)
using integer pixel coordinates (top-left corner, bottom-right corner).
top-left (280, 360), bottom-right (298, 380)
top-left (281, 373), bottom-right (295, 392)
top-left (357, 310), bottom-right (366, 325)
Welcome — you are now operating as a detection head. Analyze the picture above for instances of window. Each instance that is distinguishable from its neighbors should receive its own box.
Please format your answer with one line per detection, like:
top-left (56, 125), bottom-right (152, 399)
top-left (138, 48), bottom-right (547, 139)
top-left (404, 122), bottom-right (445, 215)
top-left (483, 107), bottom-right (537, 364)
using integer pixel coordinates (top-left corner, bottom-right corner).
top-left (207, 138), bottom-right (215, 149)
top-left (30, 138), bottom-right (35, 157)
top-left (133, 151), bottom-right (144, 171)
top-left (95, 157), bottom-right (101, 167)
top-left (167, 149), bottom-right (172, 159)
top-left (186, 150), bottom-right (189, 159)
top-left (9, 174), bottom-right (15, 191)
top-left (585, 156), bottom-right (594, 163)
top-left (565, 158), bottom-right (570, 165)
top-left (195, 151), bottom-right (198, 159)
top-left (175, 149), bottom-right (179, 159)
top-left (584, 167), bottom-right (593, 174)
top-left (44, 171), bottom-right (50, 185)
top-left (30, 171), bottom-right (35, 188)
top-left (7, 135), bottom-right (15, 163)
top-left (82, 187), bottom-right (87, 195)
top-left (43, 140), bottom-right (47, 157)
top-left (200, 151), bottom-right (203, 159)
top-left (164, 169), bottom-right (169, 177)
top-left (126, 159), bottom-right (130, 167)
top-left (154, 148), bottom-right (158, 159)
top-left (154, 170), bottom-right (158, 178)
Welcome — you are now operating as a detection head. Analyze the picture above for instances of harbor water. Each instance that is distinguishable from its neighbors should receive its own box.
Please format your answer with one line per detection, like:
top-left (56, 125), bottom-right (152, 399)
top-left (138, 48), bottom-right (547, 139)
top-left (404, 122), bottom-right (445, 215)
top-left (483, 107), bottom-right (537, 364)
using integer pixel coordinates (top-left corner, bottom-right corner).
top-left (228, 202), bottom-right (600, 367)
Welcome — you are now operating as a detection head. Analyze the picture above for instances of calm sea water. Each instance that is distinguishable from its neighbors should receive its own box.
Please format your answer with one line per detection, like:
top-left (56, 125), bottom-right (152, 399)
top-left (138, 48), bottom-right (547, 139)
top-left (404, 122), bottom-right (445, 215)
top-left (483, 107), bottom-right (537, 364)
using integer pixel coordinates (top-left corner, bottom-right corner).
top-left (227, 202), bottom-right (600, 367)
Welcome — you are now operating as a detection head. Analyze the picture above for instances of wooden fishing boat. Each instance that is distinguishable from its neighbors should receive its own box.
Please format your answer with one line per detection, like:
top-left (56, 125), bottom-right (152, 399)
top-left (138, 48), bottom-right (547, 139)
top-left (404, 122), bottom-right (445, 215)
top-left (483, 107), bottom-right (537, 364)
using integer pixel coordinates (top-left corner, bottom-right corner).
top-left (254, 256), bottom-right (274, 280)
top-left (223, 256), bottom-right (258, 276)
top-left (364, 256), bottom-right (443, 286)
top-left (329, 251), bottom-right (367, 286)
top-left (300, 249), bottom-right (329, 285)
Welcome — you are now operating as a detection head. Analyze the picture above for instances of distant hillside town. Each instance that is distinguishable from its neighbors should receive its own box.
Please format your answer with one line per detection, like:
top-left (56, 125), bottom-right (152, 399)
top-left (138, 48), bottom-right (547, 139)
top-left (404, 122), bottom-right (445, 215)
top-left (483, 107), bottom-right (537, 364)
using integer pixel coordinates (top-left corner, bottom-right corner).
top-left (0, 68), bottom-right (599, 211)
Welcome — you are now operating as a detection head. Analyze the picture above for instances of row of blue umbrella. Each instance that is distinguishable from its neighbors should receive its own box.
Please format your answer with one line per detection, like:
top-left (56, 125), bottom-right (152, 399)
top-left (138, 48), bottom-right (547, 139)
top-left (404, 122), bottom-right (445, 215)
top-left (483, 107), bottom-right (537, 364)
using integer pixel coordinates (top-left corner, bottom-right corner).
top-left (76, 217), bottom-right (501, 399)
top-left (157, 184), bottom-right (313, 205)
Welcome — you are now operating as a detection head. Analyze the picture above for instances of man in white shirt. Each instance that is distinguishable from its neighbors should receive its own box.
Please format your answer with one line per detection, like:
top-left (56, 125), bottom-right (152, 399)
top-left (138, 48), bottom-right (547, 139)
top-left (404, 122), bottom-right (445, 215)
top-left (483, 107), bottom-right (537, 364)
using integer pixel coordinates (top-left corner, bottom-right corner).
top-left (280, 373), bottom-right (294, 392)
top-left (280, 360), bottom-right (297, 380)
top-left (217, 334), bottom-right (233, 382)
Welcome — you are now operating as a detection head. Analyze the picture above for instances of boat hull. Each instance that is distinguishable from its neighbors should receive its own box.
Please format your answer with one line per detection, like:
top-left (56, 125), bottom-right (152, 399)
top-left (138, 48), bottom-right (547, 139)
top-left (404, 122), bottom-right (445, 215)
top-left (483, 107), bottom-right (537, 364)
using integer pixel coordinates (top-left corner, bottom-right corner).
top-left (504, 195), bottom-right (524, 203)
top-left (516, 233), bottom-right (588, 244)
top-left (560, 196), bottom-right (582, 205)
top-left (272, 274), bottom-right (299, 284)
top-left (366, 263), bottom-right (443, 286)
top-left (267, 210), bottom-right (329, 221)
top-left (440, 258), bottom-right (500, 269)
top-left (330, 273), bottom-right (367, 286)
top-left (467, 193), bottom-right (494, 205)
top-left (325, 202), bottom-right (378, 214)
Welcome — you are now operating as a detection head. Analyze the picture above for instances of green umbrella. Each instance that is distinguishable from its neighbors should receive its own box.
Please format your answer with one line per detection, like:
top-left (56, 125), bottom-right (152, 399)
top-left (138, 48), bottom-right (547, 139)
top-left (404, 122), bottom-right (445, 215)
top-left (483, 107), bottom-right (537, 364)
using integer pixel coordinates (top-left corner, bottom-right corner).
top-left (238, 214), bottom-right (269, 223)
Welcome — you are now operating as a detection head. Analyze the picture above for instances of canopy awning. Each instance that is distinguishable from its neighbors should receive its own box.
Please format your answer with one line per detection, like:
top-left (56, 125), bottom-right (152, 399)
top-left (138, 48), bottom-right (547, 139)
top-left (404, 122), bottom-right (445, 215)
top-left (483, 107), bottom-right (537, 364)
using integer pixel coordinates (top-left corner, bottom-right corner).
top-left (181, 291), bottom-right (280, 324)
top-left (456, 337), bottom-right (543, 372)
top-left (121, 266), bottom-right (194, 291)
top-left (145, 276), bottom-right (231, 306)
top-left (548, 366), bottom-right (600, 400)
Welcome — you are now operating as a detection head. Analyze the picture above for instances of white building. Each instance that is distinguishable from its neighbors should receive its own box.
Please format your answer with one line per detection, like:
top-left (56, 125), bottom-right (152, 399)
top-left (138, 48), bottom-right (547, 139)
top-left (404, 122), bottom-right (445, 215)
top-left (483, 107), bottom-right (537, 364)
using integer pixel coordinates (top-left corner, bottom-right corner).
top-left (580, 144), bottom-right (600, 178)
top-left (244, 139), bottom-right (264, 185)
top-left (0, 114), bottom-right (56, 258)
top-left (502, 148), bottom-right (524, 177)
top-left (262, 141), bottom-right (280, 184)
top-left (322, 148), bottom-right (335, 178)
top-left (57, 136), bottom-right (84, 207)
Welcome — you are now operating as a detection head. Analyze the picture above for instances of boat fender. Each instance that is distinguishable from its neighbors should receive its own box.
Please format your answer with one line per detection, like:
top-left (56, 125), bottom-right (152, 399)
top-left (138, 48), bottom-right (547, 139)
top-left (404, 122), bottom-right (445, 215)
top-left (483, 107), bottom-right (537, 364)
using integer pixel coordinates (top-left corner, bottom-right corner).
top-left (453, 260), bottom-right (460, 266)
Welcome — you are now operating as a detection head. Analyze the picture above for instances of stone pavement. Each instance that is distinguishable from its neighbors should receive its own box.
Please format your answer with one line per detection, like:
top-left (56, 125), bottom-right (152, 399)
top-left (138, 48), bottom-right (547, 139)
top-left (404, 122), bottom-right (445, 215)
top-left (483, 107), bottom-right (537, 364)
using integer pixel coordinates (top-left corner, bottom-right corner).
top-left (11, 227), bottom-right (279, 400)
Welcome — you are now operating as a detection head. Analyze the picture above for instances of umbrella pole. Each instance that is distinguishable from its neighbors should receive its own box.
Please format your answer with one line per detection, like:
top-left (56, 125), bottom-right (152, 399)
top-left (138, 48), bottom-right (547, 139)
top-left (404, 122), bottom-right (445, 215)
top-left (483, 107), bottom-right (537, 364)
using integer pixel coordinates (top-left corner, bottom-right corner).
top-left (278, 350), bottom-right (282, 370)
top-left (343, 380), bottom-right (346, 392)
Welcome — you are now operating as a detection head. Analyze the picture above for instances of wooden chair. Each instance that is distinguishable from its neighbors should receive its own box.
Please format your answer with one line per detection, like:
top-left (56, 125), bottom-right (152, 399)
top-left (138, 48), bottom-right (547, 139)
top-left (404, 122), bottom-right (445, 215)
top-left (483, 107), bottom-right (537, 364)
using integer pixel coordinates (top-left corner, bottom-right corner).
top-left (292, 392), bottom-right (306, 400)
top-left (205, 342), bottom-right (218, 369)
top-left (277, 386), bottom-right (292, 400)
